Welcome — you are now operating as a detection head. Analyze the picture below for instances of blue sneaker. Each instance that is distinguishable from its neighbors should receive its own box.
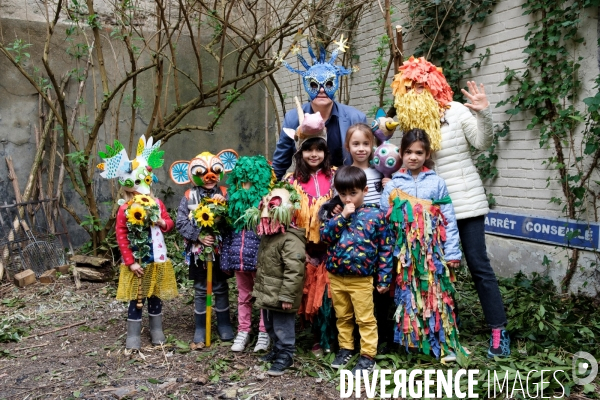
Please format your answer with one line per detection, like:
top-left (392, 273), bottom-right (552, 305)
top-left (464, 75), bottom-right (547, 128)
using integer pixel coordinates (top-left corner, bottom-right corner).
top-left (487, 328), bottom-right (510, 358)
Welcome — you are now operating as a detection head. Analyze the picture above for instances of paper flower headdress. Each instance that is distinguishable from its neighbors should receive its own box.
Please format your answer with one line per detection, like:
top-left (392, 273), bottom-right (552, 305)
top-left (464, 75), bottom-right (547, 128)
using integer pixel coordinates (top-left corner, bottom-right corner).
top-left (97, 135), bottom-right (164, 195)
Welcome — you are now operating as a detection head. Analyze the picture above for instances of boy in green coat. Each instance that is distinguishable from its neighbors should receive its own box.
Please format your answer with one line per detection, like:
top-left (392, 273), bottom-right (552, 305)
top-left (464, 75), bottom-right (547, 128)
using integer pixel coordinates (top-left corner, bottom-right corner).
top-left (246, 183), bottom-right (306, 376)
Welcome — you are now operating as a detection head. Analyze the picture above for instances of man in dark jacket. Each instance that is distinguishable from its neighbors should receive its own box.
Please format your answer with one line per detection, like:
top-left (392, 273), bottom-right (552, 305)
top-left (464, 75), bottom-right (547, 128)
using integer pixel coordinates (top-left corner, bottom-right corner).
top-left (250, 183), bottom-right (306, 376)
top-left (272, 40), bottom-right (367, 179)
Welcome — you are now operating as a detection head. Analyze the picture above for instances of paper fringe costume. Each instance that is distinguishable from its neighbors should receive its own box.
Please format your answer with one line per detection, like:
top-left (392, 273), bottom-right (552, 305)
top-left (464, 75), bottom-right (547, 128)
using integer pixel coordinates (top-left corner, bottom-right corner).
top-left (282, 40), bottom-right (352, 101)
top-left (226, 155), bottom-right (275, 233)
top-left (290, 183), bottom-right (333, 244)
top-left (116, 259), bottom-right (177, 301)
top-left (391, 56), bottom-right (454, 152)
top-left (387, 188), bottom-right (466, 359)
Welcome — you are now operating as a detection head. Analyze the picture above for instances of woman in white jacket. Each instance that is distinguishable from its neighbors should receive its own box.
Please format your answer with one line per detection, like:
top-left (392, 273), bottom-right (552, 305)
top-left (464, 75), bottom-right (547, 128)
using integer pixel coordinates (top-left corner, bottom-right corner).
top-left (390, 56), bottom-right (510, 358)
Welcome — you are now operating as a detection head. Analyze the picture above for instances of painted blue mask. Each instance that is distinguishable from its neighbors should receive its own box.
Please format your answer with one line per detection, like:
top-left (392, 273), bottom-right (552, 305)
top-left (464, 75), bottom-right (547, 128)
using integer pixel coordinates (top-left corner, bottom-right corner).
top-left (282, 42), bottom-right (352, 101)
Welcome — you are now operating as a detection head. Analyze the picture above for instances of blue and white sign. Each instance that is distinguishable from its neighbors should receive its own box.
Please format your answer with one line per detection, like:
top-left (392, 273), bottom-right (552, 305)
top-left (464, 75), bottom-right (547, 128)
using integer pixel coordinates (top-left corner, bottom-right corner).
top-left (484, 211), bottom-right (600, 251)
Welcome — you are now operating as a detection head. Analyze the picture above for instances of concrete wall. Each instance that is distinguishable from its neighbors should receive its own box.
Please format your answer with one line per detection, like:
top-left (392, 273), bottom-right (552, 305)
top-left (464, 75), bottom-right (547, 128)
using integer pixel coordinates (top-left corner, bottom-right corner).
top-left (0, 10), bottom-right (270, 246)
top-left (271, 1), bottom-right (600, 293)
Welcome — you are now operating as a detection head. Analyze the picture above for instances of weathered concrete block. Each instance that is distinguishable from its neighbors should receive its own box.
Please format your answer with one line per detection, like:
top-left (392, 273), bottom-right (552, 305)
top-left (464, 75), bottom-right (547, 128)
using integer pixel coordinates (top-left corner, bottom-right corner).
top-left (14, 269), bottom-right (36, 287)
top-left (486, 234), bottom-right (598, 296)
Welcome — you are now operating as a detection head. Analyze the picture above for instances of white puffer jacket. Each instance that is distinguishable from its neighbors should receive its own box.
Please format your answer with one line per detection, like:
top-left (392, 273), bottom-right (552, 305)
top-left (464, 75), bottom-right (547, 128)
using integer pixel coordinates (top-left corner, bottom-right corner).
top-left (431, 101), bottom-right (493, 220)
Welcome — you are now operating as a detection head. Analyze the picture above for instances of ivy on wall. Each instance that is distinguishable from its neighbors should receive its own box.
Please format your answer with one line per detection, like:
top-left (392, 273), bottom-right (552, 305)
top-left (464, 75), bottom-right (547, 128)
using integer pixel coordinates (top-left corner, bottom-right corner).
top-left (401, 0), bottom-right (501, 204)
top-left (498, 0), bottom-right (600, 291)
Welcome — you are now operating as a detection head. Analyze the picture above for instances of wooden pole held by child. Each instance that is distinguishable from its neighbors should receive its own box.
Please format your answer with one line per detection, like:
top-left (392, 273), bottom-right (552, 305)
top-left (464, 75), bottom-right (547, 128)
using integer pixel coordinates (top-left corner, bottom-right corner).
top-left (205, 258), bottom-right (213, 346)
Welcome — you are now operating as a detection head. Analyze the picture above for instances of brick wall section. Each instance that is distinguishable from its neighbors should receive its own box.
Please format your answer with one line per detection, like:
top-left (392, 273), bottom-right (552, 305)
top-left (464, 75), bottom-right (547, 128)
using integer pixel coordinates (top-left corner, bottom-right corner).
top-left (271, 1), bottom-right (600, 220)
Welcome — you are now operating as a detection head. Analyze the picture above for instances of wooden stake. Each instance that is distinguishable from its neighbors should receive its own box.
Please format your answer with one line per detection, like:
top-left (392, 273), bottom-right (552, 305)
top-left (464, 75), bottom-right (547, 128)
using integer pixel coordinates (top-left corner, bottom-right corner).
top-left (5, 157), bottom-right (22, 204)
top-left (394, 25), bottom-right (404, 73)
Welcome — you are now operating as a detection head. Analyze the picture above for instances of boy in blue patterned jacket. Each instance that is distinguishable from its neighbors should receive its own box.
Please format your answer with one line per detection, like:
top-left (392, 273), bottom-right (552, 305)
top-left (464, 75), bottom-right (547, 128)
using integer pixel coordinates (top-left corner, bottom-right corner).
top-left (320, 166), bottom-right (393, 375)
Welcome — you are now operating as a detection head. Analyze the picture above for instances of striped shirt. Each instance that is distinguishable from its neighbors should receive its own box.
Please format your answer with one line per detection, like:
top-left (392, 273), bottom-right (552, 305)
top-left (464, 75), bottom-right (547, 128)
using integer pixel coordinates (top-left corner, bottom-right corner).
top-left (364, 167), bottom-right (384, 205)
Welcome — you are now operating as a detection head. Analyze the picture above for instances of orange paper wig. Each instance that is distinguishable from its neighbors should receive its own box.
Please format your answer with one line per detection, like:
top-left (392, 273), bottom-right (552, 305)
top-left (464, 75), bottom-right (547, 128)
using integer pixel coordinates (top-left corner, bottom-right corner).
top-left (391, 56), bottom-right (454, 107)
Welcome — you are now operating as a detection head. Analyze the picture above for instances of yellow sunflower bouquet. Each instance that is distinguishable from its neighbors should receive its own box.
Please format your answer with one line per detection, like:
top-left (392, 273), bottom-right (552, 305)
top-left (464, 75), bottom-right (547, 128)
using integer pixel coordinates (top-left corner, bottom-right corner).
top-left (122, 194), bottom-right (161, 266)
top-left (190, 197), bottom-right (229, 261)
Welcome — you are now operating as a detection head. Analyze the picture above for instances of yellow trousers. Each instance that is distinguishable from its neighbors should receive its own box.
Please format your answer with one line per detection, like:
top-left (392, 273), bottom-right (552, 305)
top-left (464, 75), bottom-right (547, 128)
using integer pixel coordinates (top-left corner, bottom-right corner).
top-left (328, 273), bottom-right (378, 357)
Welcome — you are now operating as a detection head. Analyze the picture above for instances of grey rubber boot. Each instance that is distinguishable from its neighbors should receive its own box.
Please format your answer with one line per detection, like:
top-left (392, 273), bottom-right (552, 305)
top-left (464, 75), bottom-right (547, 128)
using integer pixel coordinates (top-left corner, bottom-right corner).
top-left (149, 314), bottom-right (165, 345)
top-left (216, 310), bottom-right (234, 341)
top-left (194, 313), bottom-right (206, 344)
top-left (126, 320), bottom-right (142, 350)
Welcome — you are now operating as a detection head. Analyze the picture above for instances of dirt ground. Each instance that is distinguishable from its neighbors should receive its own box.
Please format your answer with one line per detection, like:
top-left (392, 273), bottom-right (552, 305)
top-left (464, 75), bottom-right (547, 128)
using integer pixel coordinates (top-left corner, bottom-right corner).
top-left (0, 278), bottom-right (342, 400)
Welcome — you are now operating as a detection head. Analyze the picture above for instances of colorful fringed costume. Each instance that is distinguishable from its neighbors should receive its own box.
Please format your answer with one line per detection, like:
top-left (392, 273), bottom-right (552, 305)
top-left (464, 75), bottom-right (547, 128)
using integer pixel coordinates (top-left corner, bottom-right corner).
top-left (287, 170), bottom-right (335, 244)
top-left (221, 155), bottom-right (275, 352)
top-left (390, 56), bottom-right (511, 359)
top-left (381, 167), bottom-right (464, 359)
top-left (286, 168), bottom-right (336, 351)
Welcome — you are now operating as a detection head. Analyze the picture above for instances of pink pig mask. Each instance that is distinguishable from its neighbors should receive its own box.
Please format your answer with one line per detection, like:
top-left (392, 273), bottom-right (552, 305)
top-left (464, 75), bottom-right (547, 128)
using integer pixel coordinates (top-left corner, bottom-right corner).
top-left (301, 112), bottom-right (325, 135)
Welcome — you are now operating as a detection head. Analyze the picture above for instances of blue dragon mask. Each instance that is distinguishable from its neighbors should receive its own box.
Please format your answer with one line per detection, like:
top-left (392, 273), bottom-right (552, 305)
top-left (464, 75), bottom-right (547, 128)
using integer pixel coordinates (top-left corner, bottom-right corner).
top-left (282, 41), bottom-right (352, 101)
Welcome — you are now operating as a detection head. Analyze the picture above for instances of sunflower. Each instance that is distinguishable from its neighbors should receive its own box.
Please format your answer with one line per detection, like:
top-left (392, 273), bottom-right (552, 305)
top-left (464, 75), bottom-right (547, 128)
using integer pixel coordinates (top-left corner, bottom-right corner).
top-left (133, 194), bottom-right (155, 207)
top-left (127, 204), bottom-right (147, 225)
top-left (194, 205), bottom-right (214, 227)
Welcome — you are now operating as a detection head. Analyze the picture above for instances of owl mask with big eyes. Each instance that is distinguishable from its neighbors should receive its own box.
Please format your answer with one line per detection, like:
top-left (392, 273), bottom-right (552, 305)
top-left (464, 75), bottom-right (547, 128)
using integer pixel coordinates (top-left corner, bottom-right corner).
top-left (169, 150), bottom-right (239, 188)
top-left (282, 41), bottom-right (352, 101)
top-left (97, 135), bottom-right (164, 195)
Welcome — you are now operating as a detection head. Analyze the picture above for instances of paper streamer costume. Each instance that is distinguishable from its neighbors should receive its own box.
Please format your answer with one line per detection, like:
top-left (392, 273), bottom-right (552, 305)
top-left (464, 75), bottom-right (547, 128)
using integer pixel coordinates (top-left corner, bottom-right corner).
top-left (387, 189), bottom-right (465, 360)
top-left (391, 56), bottom-right (454, 151)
